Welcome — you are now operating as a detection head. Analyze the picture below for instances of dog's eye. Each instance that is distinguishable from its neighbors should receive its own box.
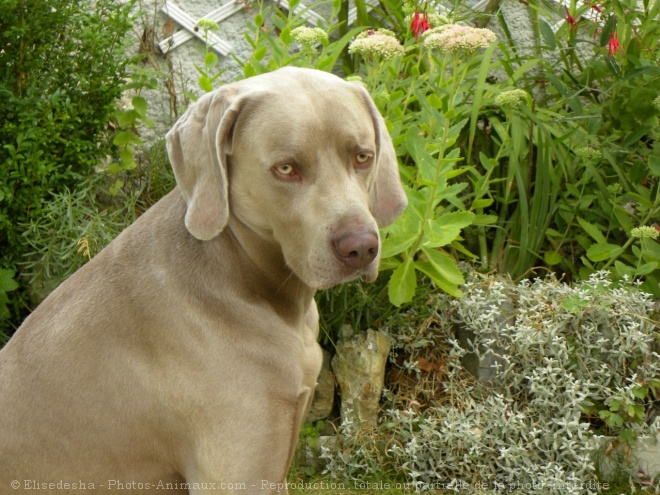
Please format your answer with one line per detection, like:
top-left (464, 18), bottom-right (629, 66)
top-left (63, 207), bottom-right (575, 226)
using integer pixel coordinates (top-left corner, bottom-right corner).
top-left (353, 151), bottom-right (374, 170)
top-left (276, 164), bottom-right (294, 175)
top-left (272, 162), bottom-right (301, 181)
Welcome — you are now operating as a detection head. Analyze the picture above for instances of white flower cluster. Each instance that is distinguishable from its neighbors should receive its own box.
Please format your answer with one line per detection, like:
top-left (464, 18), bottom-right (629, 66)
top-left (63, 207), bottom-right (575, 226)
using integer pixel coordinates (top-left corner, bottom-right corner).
top-left (574, 146), bottom-right (602, 161)
top-left (630, 226), bottom-right (659, 240)
top-left (196, 18), bottom-right (219, 33)
top-left (348, 29), bottom-right (404, 60)
top-left (495, 89), bottom-right (529, 109)
top-left (423, 24), bottom-right (496, 53)
top-left (290, 26), bottom-right (328, 48)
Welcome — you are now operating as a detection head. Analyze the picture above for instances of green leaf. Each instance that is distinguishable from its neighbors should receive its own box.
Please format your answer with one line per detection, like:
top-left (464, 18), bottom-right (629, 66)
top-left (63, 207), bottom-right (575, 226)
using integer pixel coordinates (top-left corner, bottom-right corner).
top-left (641, 239), bottom-right (660, 263)
top-left (421, 247), bottom-right (464, 285)
top-left (618, 429), bottom-right (637, 445)
top-left (577, 217), bottom-right (607, 244)
top-left (426, 212), bottom-right (475, 248)
top-left (587, 243), bottom-right (625, 262)
top-left (116, 109), bottom-right (140, 126)
top-left (120, 147), bottom-right (136, 169)
top-left (131, 96), bottom-right (148, 117)
top-left (472, 198), bottom-right (493, 209)
top-left (415, 261), bottom-right (463, 298)
top-left (204, 51), bottom-right (219, 69)
top-left (198, 75), bottom-right (213, 92)
top-left (406, 126), bottom-right (436, 184)
top-left (614, 260), bottom-right (635, 278)
top-left (113, 130), bottom-right (143, 147)
top-left (378, 257), bottom-right (401, 272)
top-left (107, 162), bottom-right (124, 174)
top-left (0, 269), bottom-right (19, 293)
top-left (621, 125), bottom-right (651, 148)
top-left (539, 19), bottom-right (557, 50)
top-left (613, 206), bottom-right (634, 234)
top-left (471, 214), bottom-right (497, 226)
top-left (254, 46), bottom-right (268, 62)
top-left (317, 56), bottom-right (334, 72)
top-left (544, 250), bottom-right (562, 266)
top-left (428, 94), bottom-right (443, 109)
top-left (561, 296), bottom-right (590, 312)
top-left (546, 73), bottom-right (583, 115)
top-left (183, 91), bottom-right (199, 102)
top-left (649, 155), bottom-right (660, 176)
top-left (634, 262), bottom-right (658, 276)
top-left (633, 387), bottom-right (649, 400)
top-left (608, 399), bottom-right (622, 412)
top-left (280, 27), bottom-right (292, 44)
top-left (141, 116), bottom-right (156, 128)
top-left (243, 64), bottom-right (257, 78)
top-left (388, 258), bottom-right (416, 307)
top-left (381, 233), bottom-right (417, 259)
top-left (600, 410), bottom-right (624, 427)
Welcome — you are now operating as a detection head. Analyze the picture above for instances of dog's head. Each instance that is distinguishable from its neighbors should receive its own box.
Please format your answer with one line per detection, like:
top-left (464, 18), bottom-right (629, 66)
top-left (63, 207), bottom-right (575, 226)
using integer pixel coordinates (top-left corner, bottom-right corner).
top-left (166, 67), bottom-right (407, 289)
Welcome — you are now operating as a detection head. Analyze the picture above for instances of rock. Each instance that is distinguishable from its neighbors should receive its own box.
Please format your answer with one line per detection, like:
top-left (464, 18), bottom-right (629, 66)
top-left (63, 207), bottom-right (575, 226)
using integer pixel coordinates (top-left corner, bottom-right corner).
top-left (455, 297), bottom-right (513, 384)
top-left (597, 435), bottom-right (660, 482)
top-left (332, 329), bottom-right (391, 430)
top-left (297, 435), bottom-right (339, 472)
top-left (306, 350), bottom-right (335, 423)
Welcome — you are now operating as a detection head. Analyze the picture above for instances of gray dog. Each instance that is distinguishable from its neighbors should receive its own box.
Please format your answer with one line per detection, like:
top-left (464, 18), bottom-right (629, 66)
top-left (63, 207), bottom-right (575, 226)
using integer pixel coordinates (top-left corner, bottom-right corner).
top-left (0, 67), bottom-right (406, 494)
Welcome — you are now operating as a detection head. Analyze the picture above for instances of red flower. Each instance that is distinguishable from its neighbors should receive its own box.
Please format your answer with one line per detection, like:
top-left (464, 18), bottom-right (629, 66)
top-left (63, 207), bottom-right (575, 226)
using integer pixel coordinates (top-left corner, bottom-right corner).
top-left (411, 11), bottom-right (430, 41)
top-left (608, 31), bottom-right (623, 56)
top-left (566, 8), bottom-right (578, 29)
top-left (585, 1), bottom-right (603, 14)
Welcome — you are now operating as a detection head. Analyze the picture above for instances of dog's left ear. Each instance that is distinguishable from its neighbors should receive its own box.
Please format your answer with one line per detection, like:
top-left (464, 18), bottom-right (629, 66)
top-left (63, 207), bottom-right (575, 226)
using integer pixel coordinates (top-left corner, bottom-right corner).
top-left (355, 87), bottom-right (408, 228)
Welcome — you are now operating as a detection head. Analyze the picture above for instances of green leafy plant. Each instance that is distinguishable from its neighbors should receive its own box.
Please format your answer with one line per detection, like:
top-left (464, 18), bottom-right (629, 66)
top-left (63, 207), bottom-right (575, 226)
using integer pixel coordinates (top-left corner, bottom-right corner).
top-left (0, 0), bottom-right (135, 334)
top-left (504, 0), bottom-right (660, 290)
top-left (0, 269), bottom-right (19, 339)
top-left (110, 68), bottom-right (160, 194)
top-left (20, 177), bottom-right (140, 306)
top-left (239, 0), bottom-right (362, 77)
top-left (368, 25), bottom-right (499, 305)
top-left (185, 18), bottom-right (227, 96)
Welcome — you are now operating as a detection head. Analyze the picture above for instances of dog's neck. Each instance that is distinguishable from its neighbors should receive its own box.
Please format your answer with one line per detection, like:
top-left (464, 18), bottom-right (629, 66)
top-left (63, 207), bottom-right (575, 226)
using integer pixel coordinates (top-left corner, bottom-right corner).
top-left (222, 215), bottom-right (315, 315)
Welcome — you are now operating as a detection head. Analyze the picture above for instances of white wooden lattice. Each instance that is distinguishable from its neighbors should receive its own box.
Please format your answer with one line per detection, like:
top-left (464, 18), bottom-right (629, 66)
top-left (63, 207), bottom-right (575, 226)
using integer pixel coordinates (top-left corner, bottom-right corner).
top-left (159, 0), bottom-right (379, 56)
top-left (157, 0), bottom-right (583, 58)
top-left (160, 1), bottom-right (239, 56)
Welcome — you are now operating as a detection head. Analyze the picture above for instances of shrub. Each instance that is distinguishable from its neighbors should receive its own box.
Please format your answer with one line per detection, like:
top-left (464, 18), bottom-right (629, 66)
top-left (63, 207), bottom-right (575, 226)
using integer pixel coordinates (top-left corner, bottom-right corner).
top-left (19, 177), bottom-right (141, 306)
top-left (321, 272), bottom-right (660, 493)
top-left (0, 0), bottom-right (135, 334)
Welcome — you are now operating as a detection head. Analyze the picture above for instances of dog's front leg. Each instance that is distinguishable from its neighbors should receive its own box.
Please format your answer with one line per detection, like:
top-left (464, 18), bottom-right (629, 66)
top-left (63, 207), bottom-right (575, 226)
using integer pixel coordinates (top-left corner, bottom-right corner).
top-left (182, 385), bottom-right (316, 495)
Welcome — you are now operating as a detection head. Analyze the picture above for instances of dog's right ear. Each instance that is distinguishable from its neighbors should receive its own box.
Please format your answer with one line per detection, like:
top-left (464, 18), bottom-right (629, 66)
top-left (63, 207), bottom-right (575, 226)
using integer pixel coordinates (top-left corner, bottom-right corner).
top-left (166, 87), bottom-right (243, 241)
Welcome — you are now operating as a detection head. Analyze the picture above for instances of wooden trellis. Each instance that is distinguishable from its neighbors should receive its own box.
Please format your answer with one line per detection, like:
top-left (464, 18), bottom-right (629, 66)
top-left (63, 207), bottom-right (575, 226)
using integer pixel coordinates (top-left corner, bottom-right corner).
top-left (159, 0), bottom-right (379, 56)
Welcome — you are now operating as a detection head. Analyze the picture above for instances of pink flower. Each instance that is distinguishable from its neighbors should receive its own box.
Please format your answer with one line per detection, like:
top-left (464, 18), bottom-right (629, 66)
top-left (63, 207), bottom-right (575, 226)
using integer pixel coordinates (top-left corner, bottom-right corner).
top-left (410, 12), bottom-right (430, 41)
top-left (608, 31), bottom-right (623, 56)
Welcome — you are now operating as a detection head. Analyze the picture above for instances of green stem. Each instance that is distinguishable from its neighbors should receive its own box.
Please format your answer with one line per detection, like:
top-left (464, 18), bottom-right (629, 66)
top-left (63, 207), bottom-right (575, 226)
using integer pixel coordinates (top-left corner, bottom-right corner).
top-left (408, 53), bottom-right (464, 257)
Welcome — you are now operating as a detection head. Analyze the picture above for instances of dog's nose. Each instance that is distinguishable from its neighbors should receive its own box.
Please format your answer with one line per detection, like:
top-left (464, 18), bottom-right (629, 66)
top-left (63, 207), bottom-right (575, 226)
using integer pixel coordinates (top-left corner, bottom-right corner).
top-left (332, 230), bottom-right (379, 269)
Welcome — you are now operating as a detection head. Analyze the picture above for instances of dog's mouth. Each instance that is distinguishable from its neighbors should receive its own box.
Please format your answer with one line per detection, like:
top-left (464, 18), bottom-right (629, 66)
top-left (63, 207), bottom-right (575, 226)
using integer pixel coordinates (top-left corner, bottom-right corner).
top-left (288, 228), bottom-right (381, 290)
top-left (317, 260), bottom-right (379, 289)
